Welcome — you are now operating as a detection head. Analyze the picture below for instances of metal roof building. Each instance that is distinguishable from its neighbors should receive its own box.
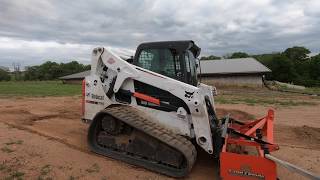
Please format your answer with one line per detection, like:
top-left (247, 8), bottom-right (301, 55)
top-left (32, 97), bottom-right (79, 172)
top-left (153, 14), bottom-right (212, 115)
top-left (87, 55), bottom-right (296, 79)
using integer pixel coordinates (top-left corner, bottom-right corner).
top-left (199, 58), bottom-right (271, 87)
top-left (59, 70), bottom-right (90, 84)
top-left (59, 58), bottom-right (270, 86)
top-left (200, 58), bottom-right (270, 75)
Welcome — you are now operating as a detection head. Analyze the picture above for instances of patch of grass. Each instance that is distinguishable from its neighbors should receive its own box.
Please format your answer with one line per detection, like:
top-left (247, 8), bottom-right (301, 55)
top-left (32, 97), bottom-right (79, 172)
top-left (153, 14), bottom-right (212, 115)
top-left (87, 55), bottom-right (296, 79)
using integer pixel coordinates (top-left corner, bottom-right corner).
top-left (0, 81), bottom-right (81, 97)
top-left (5, 140), bottom-right (23, 145)
top-left (86, 163), bottom-right (100, 173)
top-left (37, 176), bottom-right (53, 180)
top-left (37, 164), bottom-right (52, 180)
top-left (215, 97), bottom-right (239, 104)
top-left (1, 146), bottom-right (14, 153)
top-left (240, 98), bottom-right (317, 106)
top-left (0, 163), bottom-right (6, 171)
top-left (40, 164), bottom-right (51, 176)
top-left (5, 171), bottom-right (25, 180)
top-left (215, 95), bottom-right (317, 106)
top-left (275, 84), bottom-right (320, 95)
top-left (69, 176), bottom-right (79, 180)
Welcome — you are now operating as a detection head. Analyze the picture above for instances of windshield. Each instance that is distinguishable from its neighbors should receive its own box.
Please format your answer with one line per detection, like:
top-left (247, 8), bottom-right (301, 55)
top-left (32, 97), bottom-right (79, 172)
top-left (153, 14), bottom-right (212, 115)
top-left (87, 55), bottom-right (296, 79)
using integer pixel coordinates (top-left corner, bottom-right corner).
top-left (137, 48), bottom-right (182, 79)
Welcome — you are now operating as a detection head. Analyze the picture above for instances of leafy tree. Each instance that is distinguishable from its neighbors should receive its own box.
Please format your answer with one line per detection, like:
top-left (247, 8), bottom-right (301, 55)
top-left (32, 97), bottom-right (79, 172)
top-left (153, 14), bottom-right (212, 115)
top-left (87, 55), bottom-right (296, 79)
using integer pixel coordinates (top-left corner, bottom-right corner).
top-left (309, 54), bottom-right (320, 80)
top-left (230, 52), bottom-right (250, 59)
top-left (254, 53), bottom-right (280, 66)
top-left (264, 54), bottom-right (297, 82)
top-left (23, 61), bottom-right (90, 80)
top-left (0, 69), bottom-right (10, 81)
top-left (200, 55), bottom-right (221, 60)
top-left (283, 46), bottom-right (310, 62)
top-left (24, 66), bottom-right (40, 80)
top-left (38, 61), bottom-right (60, 80)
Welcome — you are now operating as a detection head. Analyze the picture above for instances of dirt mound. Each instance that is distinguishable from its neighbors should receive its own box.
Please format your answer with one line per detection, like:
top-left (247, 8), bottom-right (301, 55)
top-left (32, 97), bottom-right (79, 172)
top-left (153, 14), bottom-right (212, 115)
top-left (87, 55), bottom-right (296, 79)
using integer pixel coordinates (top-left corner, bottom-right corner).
top-left (275, 125), bottom-right (320, 150)
top-left (294, 125), bottom-right (320, 140)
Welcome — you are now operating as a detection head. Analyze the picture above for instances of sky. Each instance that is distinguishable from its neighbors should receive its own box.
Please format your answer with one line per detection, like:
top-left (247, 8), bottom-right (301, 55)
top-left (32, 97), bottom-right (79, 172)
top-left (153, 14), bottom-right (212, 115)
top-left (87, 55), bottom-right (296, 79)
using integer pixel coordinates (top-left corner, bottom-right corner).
top-left (0, 0), bottom-right (319, 68)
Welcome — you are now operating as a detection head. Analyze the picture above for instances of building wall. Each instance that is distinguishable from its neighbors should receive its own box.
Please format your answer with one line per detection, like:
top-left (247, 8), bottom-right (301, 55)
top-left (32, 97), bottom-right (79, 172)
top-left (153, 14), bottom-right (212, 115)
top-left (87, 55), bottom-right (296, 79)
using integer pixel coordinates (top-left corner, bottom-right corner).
top-left (201, 74), bottom-right (263, 87)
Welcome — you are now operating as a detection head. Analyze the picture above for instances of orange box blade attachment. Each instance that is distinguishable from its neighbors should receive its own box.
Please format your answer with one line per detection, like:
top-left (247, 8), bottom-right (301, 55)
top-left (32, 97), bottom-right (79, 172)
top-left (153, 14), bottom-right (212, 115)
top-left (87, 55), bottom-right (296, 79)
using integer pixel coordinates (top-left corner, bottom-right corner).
top-left (220, 152), bottom-right (277, 180)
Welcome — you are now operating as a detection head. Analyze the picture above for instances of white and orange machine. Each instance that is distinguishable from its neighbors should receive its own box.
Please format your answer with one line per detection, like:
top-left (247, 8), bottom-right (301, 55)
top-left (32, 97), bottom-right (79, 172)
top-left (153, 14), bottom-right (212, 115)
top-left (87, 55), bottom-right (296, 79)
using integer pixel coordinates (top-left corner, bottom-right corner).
top-left (82, 41), bottom-right (319, 179)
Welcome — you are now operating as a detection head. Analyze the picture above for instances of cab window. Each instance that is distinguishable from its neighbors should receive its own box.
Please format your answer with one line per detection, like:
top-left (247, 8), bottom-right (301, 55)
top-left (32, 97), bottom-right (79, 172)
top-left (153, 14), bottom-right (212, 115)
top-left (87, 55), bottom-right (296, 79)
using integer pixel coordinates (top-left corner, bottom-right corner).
top-left (137, 49), bottom-right (182, 79)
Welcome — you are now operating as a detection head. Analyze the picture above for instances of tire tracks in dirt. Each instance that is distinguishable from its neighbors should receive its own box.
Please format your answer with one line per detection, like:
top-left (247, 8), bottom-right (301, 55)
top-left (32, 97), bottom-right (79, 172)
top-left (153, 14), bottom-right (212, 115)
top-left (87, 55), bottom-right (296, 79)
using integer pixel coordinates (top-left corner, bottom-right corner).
top-left (2, 121), bottom-right (92, 156)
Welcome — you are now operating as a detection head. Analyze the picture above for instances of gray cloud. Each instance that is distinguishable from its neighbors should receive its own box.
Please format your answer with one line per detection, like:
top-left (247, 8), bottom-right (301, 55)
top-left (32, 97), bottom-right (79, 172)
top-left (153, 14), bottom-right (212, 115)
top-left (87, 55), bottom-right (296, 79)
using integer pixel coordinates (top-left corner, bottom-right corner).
top-left (0, 0), bottom-right (319, 68)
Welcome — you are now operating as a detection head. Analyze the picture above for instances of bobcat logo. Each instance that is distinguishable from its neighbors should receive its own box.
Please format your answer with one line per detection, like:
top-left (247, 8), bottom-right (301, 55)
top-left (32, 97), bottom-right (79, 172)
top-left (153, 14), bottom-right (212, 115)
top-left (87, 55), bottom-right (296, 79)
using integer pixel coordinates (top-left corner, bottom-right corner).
top-left (185, 91), bottom-right (194, 99)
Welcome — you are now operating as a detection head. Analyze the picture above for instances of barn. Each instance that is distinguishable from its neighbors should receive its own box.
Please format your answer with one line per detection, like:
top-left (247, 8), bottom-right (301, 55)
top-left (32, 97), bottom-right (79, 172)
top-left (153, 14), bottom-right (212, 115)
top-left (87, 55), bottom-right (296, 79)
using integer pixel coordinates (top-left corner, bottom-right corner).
top-left (59, 70), bottom-right (90, 84)
top-left (199, 58), bottom-right (271, 87)
top-left (60, 58), bottom-right (270, 86)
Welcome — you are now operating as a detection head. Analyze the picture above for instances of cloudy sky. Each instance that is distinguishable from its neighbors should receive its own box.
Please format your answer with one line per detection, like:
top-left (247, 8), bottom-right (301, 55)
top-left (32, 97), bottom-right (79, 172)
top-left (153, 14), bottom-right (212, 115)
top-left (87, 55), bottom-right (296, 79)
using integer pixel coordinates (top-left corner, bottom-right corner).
top-left (0, 0), bottom-right (319, 68)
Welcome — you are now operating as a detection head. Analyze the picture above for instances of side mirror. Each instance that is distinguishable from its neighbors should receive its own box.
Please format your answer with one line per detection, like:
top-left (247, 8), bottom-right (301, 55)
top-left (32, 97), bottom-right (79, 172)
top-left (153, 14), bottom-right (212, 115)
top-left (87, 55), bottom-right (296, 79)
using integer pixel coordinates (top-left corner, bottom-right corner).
top-left (125, 56), bottom-right (134, 64)
top-left (212, 86), bottom-right (218, 96)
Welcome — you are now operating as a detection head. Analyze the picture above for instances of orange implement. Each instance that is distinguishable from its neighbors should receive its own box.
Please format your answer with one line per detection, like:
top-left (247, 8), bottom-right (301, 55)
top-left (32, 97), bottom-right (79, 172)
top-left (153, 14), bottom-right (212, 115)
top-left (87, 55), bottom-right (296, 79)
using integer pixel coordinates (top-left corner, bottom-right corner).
top-left (220, 152), bottom-right (277, 180)
top-left (220, 109), bottom-right (279, 180)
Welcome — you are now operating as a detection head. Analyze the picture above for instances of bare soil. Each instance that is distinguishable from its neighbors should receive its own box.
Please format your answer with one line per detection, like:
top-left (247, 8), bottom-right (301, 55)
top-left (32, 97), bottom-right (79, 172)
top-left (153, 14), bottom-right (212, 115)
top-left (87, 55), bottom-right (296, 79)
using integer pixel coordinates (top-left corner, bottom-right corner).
top-left (0, 96), bottom-right (319, 179)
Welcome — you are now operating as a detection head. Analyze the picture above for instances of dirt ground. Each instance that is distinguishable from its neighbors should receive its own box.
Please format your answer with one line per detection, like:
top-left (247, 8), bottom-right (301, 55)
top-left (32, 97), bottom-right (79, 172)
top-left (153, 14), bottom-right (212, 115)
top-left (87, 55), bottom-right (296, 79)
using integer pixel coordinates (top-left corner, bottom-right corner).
top-left (0, 95), bottom-right (319, 179)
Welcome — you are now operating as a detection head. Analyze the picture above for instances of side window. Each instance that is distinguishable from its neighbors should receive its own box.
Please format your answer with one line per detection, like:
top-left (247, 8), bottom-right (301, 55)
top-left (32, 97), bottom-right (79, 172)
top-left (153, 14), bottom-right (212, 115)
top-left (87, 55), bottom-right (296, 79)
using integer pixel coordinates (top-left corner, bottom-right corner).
top-left (185, 53), bottom-right (191, 72)
top-left (163, 49), bottom-right (175, 77)
top-left (188, 51), bottom-right (197, 85)
top-left (137, 48), bottom-right (183, 80)
top-left (138, 49), bottom-right (155, 70)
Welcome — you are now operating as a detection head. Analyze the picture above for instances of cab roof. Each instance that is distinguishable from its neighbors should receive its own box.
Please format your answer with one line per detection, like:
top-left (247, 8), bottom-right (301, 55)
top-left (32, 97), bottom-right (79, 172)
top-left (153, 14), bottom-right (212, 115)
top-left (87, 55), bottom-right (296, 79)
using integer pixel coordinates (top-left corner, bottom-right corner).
top-left (135, 40), bottom-right (201, 58)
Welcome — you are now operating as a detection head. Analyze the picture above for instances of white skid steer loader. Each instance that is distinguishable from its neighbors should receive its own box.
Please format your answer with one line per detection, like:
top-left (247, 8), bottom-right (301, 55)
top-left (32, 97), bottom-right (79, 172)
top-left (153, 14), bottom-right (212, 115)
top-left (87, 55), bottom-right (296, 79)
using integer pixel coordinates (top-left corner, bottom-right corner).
top-left (81, 41), bottom-right (319, 179)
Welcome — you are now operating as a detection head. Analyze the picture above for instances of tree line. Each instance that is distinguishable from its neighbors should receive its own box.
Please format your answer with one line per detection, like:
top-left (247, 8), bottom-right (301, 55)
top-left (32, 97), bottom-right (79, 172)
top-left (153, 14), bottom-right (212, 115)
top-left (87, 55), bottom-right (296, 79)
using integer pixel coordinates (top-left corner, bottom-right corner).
top-left (1, 46), bottom-right (319, 87)
top-left (0, 61), bottom-right (90, 81)
top-left (200, 46), bottom-right (320, 87)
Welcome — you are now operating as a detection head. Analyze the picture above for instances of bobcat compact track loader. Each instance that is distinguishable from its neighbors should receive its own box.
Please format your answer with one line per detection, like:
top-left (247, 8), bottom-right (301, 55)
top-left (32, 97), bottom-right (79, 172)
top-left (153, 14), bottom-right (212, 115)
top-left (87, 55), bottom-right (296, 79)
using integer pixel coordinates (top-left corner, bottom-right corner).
top-left (82, 41), bottom-right (315, 179)
top-left (83, 41), bottom-right (220, 177)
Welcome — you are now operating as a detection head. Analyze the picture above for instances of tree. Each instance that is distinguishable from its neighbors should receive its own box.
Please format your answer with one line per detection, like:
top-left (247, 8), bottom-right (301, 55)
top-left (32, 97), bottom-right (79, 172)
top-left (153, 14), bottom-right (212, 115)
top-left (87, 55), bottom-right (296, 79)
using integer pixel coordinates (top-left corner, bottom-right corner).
top-left (264, 54), bottom-right (297, 82)
top-left (309, 54), bottom-right (320, 80)
top-left (0, 69), bottom-right (10, 81)
top-left (200, 55), bottom-right (221, 60)
top-left (23, 60), bottom-right (90, 80)
top-left (283, 46), bottom-right (310, 62)
top-left (24, 66), bottom-right (39, 80)
top-left (230, 52), bottom-right (250, 59)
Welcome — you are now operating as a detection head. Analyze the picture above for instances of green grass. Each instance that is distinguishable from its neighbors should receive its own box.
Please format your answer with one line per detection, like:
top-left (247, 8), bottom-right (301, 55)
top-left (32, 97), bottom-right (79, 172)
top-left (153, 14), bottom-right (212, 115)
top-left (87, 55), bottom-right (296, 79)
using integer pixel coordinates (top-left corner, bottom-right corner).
top-left (5, 171), bottom-right (25, 180)
top-left (1, 146), bottom-right (14, 153)
top-left (69, 176), bottom-right (78, 180)
top-left (86, 163), bottom-right (100, 173)
top-left (40, 164), bottom-right (51, 176)
top-left (272, 83), bottom-right (320, 95)
top-left (37, 164), bottom-right (52, 180)
top-left (214, 86), bottom-right (320, 106)
top-left (5, 140), bottom-right (23, 145)
top-left (0, 163), bottom-right (6, 171)
top-left (0, 81), bottom-right (81, 97)
top-left (215, 95), bottom-right (318, 106)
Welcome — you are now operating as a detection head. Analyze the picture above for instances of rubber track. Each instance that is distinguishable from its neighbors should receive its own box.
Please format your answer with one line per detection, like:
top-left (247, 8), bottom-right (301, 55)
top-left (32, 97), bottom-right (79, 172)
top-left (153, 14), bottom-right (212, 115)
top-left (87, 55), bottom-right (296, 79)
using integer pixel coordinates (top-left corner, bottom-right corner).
top-left (93, 105), bottom-right (197, 177)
